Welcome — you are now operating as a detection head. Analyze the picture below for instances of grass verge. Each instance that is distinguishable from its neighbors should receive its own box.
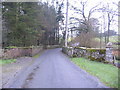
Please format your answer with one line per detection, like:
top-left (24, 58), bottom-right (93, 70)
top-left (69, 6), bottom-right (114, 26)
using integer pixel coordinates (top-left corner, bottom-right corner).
top-left (71, 57), bottom-right (119, 88)
top-left (33, 50), bottom-right (44, 58)
top-left (0, 59), bottom-right (16, 65)
top-left (33, 54), bottom-right (40, 58)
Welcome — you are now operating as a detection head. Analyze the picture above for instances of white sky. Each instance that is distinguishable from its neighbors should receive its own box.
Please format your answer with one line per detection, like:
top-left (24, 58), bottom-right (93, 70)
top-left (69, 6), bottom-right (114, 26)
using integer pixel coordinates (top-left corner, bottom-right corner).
top-left (68, 0), bottom-right (119, 33)
top-left (42, 0), bottom-right (119, 33)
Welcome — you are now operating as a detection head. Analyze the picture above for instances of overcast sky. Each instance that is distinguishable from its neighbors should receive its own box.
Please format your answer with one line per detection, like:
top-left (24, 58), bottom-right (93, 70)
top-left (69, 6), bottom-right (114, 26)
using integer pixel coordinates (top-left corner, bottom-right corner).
top-left (66, 0), bottom-right (119, 33)
top-left (44, 0), bottom-right (119, 33)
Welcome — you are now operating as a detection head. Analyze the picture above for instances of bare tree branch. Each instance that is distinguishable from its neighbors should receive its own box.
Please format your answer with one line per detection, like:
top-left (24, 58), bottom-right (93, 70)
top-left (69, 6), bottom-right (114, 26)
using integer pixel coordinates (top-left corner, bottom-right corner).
top-left (88, 2), bottom-right (102, 20)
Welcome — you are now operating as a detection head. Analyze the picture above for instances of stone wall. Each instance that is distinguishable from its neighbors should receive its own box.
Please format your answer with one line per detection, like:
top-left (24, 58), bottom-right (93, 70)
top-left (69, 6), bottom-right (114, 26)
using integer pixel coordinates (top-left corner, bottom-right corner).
top-left (3, 48), bottom-right (22, 59)
top-left (1, 46), bottom-right (43, 59)
top-left (62, 47), bottom-right (73, 57)
top-left (31, 46), bottom-right (43, 56)
top-left (0, 49), bottom-right (3, 58)
top-left (62, 45), bottom-right (120, 67)
top-left (1, 45), bottom-right (60, 59)
top-left (62, 47), bottom-right (106, 62)
top-left (105, 47), bottom-right (113, 63)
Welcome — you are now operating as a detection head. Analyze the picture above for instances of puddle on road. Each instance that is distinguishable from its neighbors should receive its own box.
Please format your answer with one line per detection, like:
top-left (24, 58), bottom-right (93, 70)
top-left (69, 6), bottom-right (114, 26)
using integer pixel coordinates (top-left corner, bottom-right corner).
top-left (22, 66), bottom-right (40, 88)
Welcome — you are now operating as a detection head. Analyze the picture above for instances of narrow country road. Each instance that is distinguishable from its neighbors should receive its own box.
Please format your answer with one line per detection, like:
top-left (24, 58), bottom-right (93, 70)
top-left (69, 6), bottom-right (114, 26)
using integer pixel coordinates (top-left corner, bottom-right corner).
top-left (7, 48), bottom-right (107, 88)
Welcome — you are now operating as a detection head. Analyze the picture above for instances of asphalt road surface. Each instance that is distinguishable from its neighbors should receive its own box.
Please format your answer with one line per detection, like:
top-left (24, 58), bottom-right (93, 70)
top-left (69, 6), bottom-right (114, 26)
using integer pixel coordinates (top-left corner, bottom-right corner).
top-left (7, 48), bottom-right (107, 88)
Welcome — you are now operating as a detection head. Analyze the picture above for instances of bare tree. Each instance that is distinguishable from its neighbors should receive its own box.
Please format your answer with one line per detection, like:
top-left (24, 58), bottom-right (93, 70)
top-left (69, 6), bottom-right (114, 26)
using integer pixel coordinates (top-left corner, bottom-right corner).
top-left (102, 8), bottom-right (107, 45)
top-left (71, 0), bottom-right (102, 32)
top-left (100, 2), bottom-right (119, 43)
top-left (105, 3), bottom-right (115, 43)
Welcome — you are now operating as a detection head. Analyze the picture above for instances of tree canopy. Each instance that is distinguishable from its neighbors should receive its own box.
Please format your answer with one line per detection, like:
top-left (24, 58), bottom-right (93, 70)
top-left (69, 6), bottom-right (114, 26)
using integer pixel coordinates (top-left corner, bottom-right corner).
top-left (2, 2), bottom-right (62, 47)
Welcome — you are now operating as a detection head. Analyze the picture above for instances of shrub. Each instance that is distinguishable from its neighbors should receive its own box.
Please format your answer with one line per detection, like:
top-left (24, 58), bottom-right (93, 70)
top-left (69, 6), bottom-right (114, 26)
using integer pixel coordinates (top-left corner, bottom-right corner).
top-left (69, 31), bottom-right (100, 48)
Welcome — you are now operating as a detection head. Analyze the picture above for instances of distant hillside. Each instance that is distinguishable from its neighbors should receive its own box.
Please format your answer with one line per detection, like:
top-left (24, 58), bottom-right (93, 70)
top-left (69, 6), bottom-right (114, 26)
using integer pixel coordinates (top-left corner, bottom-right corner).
top-left (95, 35), bottom-right (119, 43)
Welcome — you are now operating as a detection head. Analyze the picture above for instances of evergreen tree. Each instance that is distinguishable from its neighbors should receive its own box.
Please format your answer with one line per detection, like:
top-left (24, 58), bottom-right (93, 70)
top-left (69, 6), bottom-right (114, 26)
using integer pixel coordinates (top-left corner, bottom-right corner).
top-left (2, 2), bottom-right (59, 47)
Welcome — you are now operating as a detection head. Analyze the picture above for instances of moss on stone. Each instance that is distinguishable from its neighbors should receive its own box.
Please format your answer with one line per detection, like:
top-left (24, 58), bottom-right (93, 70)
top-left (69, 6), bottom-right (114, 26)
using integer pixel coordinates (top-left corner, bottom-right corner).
top-left (88, 56), bottom-right (105, 62)
top-left (99, 49), bottom-right (106, 54)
